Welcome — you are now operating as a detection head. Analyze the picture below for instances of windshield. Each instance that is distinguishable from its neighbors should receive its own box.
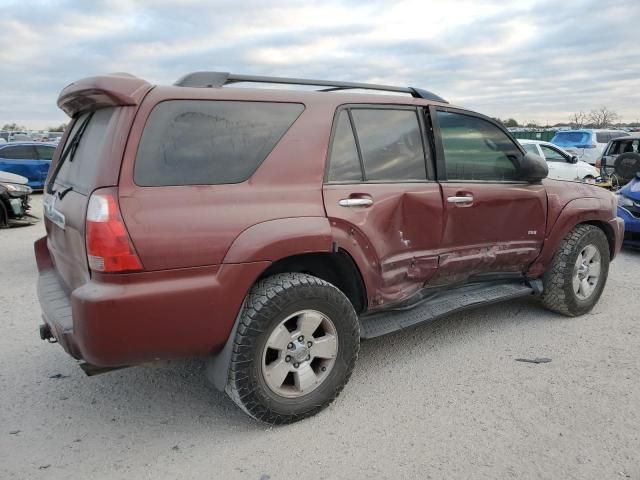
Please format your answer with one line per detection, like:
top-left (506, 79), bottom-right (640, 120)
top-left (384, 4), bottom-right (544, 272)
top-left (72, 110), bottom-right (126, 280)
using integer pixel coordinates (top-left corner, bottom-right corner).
top-left (552, 131), bottom-right (591, 147)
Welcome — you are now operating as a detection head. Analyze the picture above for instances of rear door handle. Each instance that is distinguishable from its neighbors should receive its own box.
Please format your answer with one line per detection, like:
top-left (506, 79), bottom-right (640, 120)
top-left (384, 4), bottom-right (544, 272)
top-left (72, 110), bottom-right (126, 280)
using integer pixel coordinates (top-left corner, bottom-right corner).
top-left (447, 196), bottom-right (474, 204)
top-left (339, 198), bottom-right (373, 207)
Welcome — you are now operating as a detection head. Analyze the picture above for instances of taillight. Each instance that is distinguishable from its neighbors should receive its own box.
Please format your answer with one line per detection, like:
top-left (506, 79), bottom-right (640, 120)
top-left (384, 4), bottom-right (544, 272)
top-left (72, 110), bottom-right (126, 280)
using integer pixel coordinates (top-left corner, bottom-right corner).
top-left (595, 158), bottom-right (602, 168)
top-left (86, 188), bottom-right (143, 273)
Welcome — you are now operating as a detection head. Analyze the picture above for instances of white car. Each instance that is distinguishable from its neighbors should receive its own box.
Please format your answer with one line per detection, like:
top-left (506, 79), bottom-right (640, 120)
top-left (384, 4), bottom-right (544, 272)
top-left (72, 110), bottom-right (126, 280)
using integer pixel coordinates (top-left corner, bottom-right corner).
top-left (550, 129), bottom-right (629, 165)
top-left (518, 139), bottom-right (599, 182)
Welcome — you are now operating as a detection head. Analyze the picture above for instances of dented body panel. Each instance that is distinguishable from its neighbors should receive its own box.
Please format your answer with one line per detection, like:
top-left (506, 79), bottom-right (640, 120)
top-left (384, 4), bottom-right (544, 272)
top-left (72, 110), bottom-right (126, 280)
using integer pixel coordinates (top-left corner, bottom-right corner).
top-left (323, 183), bottom-right (444, 308)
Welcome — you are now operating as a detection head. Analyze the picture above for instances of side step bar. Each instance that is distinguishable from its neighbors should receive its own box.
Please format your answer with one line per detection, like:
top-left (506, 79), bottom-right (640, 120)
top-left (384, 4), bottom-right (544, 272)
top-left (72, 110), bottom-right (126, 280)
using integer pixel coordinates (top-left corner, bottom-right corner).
top-left (359, 282), bottom-right (536, 339)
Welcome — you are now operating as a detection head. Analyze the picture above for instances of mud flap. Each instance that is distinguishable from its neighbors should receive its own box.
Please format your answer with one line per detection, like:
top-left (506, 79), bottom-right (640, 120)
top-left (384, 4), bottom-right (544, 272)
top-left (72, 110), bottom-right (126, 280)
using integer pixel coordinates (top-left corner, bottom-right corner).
top-left (206, 299), bottom-right (246, 391)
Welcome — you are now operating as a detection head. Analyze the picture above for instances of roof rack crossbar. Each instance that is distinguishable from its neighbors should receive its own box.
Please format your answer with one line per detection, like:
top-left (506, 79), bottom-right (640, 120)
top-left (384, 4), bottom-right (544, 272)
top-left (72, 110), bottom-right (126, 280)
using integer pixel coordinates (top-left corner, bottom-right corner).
top-left (173, 71), bottom-right (448, 103)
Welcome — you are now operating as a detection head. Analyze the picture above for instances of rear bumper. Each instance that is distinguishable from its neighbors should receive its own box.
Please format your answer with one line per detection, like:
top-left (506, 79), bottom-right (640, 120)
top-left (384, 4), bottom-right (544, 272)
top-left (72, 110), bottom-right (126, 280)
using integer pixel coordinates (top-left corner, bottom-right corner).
top-left (34, 236), bottom-right (269, 366)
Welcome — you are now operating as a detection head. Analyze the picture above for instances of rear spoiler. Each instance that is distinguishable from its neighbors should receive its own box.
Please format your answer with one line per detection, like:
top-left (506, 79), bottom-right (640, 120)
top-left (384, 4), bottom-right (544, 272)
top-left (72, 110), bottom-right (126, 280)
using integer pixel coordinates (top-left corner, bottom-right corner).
top-left (57, 73), bottom-right (153, 117)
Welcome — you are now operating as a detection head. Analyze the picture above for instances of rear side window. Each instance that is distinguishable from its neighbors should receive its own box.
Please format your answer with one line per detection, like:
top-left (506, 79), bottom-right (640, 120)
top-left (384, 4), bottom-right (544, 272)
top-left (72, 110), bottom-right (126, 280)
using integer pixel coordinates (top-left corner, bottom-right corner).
top-left (596, 132), bottom-right (610, 143)
top-left (437, 111), bottom-right (520, 181)
top-left (0, 145), bottom-right (37, 159)
top-left (134, 100), bottom-right (304, 186)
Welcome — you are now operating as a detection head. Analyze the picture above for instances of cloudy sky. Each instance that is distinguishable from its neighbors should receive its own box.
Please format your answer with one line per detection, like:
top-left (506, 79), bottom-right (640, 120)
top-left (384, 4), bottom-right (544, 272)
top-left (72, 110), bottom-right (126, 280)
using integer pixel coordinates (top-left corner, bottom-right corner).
top-left (1, 0), bottom-right (638, 129)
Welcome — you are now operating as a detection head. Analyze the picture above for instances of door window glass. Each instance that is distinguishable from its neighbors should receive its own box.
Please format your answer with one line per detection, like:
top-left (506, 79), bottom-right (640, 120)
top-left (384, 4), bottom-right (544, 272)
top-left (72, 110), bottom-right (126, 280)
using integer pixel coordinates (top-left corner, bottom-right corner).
top-left (436, 111), bottom-right (520, 181)
top-left (350, 108), bottom-right (426, 181)
top-left (540, 145), bottom-right (567, 162)
top-left (327, 111), bottom-right (362, 182)
top-left (522, 143), bottom-right (539, 155)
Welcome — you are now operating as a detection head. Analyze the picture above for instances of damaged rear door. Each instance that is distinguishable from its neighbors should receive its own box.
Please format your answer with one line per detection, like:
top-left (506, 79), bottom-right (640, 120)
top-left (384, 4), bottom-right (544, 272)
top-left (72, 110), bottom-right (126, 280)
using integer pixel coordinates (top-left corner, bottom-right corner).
top-left (323, 105), bottom-right (444, 308)
top-left (429, 107), bottom-right (547, 285)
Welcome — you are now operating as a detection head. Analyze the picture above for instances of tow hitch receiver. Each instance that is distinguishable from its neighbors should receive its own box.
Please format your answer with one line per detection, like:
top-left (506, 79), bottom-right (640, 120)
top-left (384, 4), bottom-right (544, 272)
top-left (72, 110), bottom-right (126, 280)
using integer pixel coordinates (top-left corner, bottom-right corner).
top-left (39, 324), bottom-right (57, 343)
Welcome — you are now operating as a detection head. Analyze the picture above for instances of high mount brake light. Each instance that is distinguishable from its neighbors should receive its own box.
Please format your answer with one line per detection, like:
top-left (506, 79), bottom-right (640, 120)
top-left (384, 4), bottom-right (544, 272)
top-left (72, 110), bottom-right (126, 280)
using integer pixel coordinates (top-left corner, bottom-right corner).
top-left (86, 188), bottom-right (143, 273)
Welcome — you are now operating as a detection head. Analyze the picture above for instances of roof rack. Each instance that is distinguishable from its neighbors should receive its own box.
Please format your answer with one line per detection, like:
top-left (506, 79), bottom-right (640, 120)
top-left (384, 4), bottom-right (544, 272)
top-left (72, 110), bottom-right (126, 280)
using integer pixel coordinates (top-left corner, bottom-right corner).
top-left (173, 71), bottom-right (448, 103)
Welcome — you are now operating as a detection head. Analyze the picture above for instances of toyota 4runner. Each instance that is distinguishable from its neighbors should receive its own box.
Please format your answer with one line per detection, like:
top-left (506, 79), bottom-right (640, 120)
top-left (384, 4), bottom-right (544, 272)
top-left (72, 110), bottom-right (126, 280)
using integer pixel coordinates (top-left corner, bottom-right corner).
top-left (35, 72), bottom-right (624, 423)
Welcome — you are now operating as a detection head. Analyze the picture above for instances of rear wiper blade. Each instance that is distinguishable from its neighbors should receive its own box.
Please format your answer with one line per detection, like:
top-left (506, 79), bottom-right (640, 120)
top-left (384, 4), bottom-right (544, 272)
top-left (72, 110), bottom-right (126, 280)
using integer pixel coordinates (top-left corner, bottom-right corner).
top-left (47, 111), bottom-right (95, 195)
top-left (63, 111), bottom-right (94, 163)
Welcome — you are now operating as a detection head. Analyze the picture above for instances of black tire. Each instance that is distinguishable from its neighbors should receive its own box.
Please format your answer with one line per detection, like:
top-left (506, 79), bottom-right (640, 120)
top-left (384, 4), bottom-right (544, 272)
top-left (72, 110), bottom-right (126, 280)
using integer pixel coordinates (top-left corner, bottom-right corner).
top-left (541, 224), bottom-right (610, 316)
top-left (225, 273), bottom-right (360, 424)
top-left (0, 201), bottom-right (7, 228)
top-left (613, 152), bottom-right (640, 181)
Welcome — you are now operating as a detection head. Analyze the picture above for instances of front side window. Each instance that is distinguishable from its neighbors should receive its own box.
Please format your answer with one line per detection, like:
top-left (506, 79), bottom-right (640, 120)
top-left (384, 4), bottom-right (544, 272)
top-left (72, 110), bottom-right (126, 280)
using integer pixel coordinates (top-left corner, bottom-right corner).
top-left (522, 143), bottom-right (540, 155)
top-left (135, 100), bottom-right (304, 186)
top-left (0, 145), bottom-right (37, 160)
top-left (540, 145), bottom-right (567, 162)
top-left (437, 111), bottom-right (521, 181)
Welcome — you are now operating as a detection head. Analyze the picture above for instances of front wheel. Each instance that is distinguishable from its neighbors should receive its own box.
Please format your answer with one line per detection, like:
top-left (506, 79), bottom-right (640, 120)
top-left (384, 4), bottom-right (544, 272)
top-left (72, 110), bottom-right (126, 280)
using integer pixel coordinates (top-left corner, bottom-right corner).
top-left (225, 273), bottom-right (360, 424)
top-left (541, 224), bottom-right (610, 316)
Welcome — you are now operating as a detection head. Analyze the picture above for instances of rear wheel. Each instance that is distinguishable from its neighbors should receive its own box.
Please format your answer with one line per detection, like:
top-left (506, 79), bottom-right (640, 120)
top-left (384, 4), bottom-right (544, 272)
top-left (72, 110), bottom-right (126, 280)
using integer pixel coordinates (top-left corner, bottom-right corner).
top-left (541, 224), bottom-right (610, 316)
top-left (225, 273), bottom-right (360, 424)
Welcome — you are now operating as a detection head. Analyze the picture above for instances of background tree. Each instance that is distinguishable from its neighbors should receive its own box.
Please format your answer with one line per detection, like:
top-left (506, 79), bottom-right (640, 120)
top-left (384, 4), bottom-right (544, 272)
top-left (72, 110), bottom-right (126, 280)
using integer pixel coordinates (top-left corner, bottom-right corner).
top-left (588, 107), bottom-right (619, 128)
top-left (47, 123), bottom-right (67, 132)
top-left (503, 118), bottom-right (519, 128)
top-left (569, 112), bottom-right (587, 128)
top-left (1, 122), bottom-right (26, 131)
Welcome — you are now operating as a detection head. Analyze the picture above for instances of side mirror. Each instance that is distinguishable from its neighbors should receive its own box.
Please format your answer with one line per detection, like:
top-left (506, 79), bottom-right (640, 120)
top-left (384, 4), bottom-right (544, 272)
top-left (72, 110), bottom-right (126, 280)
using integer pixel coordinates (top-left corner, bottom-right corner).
top-left (570, 155), bottom-right (579, 164)
top-left (518, 152), bottom-right (548, 182)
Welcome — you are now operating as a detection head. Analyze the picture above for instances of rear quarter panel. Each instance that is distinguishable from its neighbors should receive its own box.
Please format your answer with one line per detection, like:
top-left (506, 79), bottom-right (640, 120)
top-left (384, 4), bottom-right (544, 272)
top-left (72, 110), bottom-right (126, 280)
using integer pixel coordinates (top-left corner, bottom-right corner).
top-left (118, 88), bottom-right (337, 270)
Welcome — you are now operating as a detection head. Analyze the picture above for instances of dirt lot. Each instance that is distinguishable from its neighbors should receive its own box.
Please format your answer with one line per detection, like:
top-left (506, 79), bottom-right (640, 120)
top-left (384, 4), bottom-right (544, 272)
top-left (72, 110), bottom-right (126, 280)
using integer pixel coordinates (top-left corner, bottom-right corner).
top-left (1, 194), bottom-right (639, 480)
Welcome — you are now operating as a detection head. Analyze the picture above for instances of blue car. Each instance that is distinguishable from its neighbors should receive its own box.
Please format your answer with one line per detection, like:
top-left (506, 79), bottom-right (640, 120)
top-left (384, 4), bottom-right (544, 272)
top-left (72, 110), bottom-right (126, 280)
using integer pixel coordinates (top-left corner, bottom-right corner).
top-left (617, 173), bottom-right (640, 247)
top-left (0, 142), bottom-right (56, 190)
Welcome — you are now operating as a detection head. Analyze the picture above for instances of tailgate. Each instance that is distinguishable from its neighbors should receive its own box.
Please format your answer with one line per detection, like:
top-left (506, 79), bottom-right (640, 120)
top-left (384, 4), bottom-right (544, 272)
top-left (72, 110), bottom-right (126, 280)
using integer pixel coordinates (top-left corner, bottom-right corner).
top-left (43, 107), bottom-right (124, 291)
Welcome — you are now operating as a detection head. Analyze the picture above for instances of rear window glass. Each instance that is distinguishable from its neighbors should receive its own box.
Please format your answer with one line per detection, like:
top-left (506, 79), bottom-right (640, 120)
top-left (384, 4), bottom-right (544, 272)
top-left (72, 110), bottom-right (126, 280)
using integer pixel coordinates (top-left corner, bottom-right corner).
top-left (0, 145), bottom-right (37, 159)
top-left (134, 100), bottom-right (304, 186)
top-left (52, 107), bottom-right (116, 192)
top-left (552, 131), bottom-right (591, 146)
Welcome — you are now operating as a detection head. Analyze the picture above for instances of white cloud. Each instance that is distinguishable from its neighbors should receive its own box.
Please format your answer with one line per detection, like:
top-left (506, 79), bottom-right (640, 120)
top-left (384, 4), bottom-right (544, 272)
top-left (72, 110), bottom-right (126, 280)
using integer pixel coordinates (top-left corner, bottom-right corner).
top-left (0, 0), bottom-right (638, 128)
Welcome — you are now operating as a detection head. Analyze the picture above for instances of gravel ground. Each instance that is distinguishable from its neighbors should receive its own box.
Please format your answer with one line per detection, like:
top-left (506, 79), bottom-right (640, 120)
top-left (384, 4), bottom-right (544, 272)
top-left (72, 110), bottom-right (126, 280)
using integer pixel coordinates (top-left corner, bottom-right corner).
top-left (1, 194), bottom-right (639, 480)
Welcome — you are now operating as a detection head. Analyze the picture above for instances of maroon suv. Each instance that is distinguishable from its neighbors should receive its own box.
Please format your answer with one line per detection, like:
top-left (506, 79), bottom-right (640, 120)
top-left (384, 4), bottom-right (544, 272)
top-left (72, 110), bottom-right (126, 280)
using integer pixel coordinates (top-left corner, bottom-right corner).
top-left (35, 72), bottom-right (624, 423)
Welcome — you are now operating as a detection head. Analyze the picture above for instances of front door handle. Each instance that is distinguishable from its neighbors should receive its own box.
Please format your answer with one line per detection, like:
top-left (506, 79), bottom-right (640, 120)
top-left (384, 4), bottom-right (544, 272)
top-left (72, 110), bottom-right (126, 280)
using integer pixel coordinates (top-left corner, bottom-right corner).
top-left (447, 196), bottom-right (474, 204)
top-left (339, 198), bottom-right (373, 207)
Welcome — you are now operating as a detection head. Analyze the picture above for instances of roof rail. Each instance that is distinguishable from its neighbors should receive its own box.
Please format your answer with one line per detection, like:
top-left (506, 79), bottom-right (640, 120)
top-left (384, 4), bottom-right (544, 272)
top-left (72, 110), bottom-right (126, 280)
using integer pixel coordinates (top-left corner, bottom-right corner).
top-left (173, 71), bottom-right (448, 103)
